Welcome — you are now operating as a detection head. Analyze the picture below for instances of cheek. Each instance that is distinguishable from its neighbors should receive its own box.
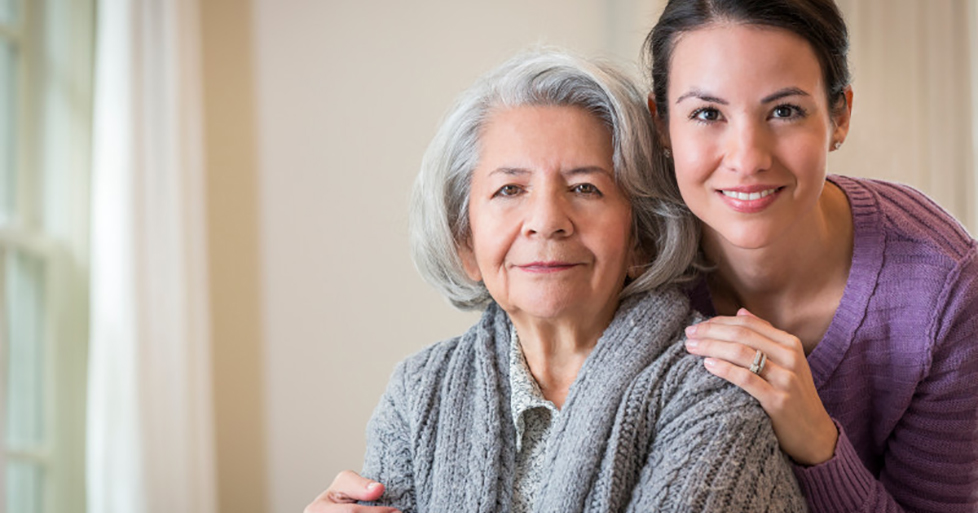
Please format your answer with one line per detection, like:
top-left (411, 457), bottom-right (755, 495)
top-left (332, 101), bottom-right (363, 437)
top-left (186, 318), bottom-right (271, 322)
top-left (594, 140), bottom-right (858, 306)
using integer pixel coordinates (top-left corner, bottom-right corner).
top-left (780, 134), bottom-right (829, 181)
top-left (459, 242), bottom-right (483, 282)
top-left (669, 128), bottom-right (717, 183)
top-left (597, 207), bottom-right (637, 268)
top-left (467, 211), bottom-right (517, 275)
top-left (671, 156), bottom-right (713, 209)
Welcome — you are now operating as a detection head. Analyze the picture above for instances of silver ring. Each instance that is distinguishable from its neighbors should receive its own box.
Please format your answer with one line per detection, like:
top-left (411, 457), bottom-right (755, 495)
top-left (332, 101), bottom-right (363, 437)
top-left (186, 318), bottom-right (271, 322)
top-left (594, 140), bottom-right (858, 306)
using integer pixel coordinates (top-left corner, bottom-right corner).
top-left (749, 350), bottom-right (767, 375)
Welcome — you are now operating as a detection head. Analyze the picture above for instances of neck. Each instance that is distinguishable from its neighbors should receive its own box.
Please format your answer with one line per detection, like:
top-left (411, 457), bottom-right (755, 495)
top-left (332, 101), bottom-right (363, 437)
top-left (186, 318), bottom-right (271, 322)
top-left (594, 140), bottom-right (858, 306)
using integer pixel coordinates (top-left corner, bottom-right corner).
top-left (703, 181), bottom-right (854, 351)
top-left (510, 302), bottom-right (617, 409)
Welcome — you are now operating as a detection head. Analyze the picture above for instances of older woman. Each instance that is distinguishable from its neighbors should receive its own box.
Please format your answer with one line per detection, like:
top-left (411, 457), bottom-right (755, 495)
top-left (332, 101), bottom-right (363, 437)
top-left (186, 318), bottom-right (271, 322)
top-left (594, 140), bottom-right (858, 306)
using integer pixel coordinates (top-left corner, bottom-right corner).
top-left (310, 49), bottom-right (806, 512)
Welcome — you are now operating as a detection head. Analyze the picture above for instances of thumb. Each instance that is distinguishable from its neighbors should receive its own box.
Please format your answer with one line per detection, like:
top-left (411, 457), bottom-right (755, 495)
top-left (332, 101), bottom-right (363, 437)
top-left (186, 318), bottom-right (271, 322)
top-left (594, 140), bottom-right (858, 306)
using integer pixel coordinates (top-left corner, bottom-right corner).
top-left (328, 470), bottom-right (385, 502)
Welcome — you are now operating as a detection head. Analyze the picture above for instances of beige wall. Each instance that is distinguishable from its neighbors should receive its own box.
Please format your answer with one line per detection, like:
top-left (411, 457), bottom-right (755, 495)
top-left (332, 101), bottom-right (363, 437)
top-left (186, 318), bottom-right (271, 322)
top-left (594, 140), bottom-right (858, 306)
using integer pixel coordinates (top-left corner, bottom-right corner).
top-left (201, 1), bottom-right (662, 512)
top-left (834, 0), bottom-right (976, 230)
top-left (249, 2), bottom-right (660, 512)
top-left (199, 2), bottom-right (976, 513)
top-left (200, 1), bottom-right (268, 512)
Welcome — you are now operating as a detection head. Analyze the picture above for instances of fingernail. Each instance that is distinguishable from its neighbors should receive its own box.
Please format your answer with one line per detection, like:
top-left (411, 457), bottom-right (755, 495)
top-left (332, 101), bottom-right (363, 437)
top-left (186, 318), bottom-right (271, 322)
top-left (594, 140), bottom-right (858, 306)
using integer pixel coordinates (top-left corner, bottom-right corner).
top-left (685, 325), bottom-right (697, 336)
top-left (367, 482), bottom-right (381, 491)
top-left (685, 338), bottom-right (698, 349)
top-left (738, 308), bottom-right (750, 316)
top-left (704, 358), bottom-right (717, 369)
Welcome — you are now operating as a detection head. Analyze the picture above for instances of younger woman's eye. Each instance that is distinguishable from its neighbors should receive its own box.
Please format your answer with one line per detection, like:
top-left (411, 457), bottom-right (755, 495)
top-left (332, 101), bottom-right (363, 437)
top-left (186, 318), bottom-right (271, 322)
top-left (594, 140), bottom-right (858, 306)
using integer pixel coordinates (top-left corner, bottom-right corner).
top-left (572, 183), bottom-right (602, 196)
top-left (689, 106), bottom-right (722, 123)
top-left (771, 104), bottom-right (807, 119)
top-left (493, 184), bottom-right (523, 197)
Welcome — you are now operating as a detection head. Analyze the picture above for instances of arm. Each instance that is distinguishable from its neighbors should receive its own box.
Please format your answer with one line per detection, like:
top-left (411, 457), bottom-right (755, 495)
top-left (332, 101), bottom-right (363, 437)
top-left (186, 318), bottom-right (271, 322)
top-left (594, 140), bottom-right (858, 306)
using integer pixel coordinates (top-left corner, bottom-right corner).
top-left (626, 357), bottom-right (807, 512)
top-left (795, 251), bottom-right (978, 512)
top-left (688, 250), bottom-right (978, 512)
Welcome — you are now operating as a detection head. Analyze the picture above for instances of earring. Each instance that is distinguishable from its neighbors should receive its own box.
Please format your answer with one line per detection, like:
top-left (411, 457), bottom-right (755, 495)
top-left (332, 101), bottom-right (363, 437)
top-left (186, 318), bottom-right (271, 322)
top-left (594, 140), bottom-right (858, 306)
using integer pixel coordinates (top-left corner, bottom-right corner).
top-left (664, 148), bottom-right (672, 159)
top-left (832, 141), bottom-right (842, 151)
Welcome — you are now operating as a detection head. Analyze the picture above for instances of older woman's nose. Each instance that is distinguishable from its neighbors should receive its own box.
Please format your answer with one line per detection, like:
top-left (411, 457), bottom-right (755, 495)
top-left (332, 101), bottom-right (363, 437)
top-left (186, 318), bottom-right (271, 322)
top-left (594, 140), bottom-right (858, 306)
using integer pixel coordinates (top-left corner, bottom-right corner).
top-left (522, 191), bottom-right (574, 238)
top-left (723, 122), bottom-right (773, 175)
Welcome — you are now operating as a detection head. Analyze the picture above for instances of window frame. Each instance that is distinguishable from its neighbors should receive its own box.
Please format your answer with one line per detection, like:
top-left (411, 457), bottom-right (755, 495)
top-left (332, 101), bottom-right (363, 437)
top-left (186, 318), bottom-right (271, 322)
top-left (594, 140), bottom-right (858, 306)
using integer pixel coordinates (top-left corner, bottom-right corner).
top-left (0, 0), bottom-right (94, 511)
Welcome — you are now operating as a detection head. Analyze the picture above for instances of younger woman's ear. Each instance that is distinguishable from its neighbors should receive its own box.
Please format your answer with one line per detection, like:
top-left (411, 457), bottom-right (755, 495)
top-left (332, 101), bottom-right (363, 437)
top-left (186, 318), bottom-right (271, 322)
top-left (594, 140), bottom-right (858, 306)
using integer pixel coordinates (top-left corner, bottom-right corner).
top-left (647, 93), bottom-right (671, 150)
top-left (831, 86), bottom-right (854, 144)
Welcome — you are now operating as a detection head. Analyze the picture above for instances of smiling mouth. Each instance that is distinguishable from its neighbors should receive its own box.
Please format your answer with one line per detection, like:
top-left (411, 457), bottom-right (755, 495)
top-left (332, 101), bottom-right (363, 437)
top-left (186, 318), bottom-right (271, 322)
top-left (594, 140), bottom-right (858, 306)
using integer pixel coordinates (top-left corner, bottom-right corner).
top-left (719, 187), bottom-right (784, 201)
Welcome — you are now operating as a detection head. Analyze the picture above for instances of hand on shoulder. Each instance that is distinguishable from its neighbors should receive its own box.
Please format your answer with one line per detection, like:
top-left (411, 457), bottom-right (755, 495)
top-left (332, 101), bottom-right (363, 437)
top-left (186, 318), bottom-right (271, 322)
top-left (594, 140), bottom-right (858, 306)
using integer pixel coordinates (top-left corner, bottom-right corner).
top-left (684, 309), bottom-right (838, 466)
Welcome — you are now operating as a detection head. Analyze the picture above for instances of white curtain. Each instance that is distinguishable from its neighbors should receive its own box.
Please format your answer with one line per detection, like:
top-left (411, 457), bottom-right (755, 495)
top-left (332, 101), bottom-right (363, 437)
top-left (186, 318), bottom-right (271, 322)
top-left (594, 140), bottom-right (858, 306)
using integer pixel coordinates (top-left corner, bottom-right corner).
top-left (834, 0), bottom-right (977, 232)
top-left (87, 0), bottom-right (216, 512)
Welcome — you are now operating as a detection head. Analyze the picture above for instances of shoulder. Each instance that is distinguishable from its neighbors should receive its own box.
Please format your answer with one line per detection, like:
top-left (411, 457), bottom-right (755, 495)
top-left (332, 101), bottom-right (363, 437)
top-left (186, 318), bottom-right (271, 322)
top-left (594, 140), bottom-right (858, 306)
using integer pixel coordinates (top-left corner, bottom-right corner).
top-left (831, 174), bottom-right (975, 263)
top-left (628, 326), bottom-right (804, 509)
top-left (387, 307), bottom-right (500, 399)
top-left (830, 174), bottom-right (978, 364)
top-left (634, 312), bottom-right (770, 432)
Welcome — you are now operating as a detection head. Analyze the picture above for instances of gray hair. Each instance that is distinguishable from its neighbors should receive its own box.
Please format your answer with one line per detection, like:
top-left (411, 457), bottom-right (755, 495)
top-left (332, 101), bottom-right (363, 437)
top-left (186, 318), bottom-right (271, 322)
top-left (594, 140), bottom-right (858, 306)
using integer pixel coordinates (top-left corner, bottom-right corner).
top-left (410, 47), bottom-right (701, 310)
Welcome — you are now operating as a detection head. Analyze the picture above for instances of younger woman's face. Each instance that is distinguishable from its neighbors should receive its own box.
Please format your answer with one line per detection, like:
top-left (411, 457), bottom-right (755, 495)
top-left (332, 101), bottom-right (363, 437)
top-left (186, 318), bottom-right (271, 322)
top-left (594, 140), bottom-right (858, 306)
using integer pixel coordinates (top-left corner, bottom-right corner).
top-left (663, 23), bottom-right (850, 251)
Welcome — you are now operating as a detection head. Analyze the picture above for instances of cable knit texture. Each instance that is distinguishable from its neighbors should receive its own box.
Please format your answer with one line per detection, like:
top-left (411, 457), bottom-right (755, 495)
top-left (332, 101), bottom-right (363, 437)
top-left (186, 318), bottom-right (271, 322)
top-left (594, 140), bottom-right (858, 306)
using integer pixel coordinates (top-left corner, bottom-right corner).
top-left (361, 287), bottom-right (807, 512)
top-left (691, 175), bottom-right (978, 512)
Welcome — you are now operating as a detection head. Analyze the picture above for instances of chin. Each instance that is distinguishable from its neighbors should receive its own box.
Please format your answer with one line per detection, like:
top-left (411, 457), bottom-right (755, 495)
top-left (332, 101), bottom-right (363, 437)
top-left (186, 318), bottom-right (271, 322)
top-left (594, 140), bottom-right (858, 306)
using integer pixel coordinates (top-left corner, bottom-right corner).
top-left (510, 289), bottom-right (593, 321)
top-left (516, 300), bottom-right (578, 320)
top-left (710, 225), bottom-right (784, 251)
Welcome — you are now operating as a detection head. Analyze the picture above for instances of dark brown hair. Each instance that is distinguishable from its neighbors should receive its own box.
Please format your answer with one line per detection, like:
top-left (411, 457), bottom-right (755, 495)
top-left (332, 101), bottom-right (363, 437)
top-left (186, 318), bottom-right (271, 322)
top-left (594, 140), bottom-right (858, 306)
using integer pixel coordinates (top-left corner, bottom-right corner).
top-left (644, 0), bottom-right (851, 122)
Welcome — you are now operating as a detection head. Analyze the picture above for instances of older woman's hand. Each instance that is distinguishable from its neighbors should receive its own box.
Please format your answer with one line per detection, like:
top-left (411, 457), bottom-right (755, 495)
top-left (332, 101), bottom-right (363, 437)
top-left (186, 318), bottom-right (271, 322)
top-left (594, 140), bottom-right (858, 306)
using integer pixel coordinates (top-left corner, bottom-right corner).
top-left (683, 308), bottom-right (838, 466)
top-left (303, 471), bottom-right (399, 513)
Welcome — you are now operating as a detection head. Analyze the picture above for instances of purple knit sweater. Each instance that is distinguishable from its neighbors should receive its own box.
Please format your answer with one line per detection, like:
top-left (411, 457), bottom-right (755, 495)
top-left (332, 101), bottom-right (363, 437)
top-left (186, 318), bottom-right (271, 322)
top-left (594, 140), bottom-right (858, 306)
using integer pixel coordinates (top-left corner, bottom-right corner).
top-left (693, 175), bottom-right (978, 512)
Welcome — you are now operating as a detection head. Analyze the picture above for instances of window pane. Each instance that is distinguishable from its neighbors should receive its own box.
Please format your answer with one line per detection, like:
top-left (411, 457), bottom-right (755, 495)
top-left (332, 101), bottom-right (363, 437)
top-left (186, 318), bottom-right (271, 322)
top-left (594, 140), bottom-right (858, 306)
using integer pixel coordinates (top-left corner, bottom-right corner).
top-left (6, 459), bottom-right (42, 513)
top-left (0, 40), bottom-right (14, 225)
top-left (5, 251), bottom-right (45, 449)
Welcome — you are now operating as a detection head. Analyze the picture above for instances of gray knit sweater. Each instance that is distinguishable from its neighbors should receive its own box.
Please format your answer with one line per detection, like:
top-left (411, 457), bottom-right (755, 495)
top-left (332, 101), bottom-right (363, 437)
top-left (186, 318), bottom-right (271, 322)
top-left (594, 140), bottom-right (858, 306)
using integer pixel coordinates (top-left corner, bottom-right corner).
top-left (361, 287), bottom-right (807, 512)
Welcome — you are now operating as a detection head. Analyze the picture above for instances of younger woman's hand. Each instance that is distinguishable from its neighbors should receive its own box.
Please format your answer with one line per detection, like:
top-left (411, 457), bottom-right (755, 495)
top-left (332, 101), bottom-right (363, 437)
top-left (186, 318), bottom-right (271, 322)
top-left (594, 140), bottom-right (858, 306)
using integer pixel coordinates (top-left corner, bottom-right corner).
top-left (303, 470), bottom-right (399, 513)
top-left (683, 309), bottom-right (838, 466)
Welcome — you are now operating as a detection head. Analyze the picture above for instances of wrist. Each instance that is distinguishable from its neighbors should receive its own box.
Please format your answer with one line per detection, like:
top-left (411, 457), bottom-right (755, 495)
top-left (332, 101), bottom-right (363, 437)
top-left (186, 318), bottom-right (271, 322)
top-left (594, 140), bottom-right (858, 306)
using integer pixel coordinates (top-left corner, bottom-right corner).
top-left (794, 418), bottom-right (839, 466)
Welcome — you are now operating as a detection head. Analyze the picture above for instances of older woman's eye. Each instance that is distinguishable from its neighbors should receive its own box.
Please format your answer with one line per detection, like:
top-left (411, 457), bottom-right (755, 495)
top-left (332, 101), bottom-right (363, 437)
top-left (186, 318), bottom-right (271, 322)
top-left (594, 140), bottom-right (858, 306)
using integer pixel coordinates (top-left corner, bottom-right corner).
top-left (572, 183), bottom-right (602, 196)
top-left (494, 184), bottom-right (523, 197)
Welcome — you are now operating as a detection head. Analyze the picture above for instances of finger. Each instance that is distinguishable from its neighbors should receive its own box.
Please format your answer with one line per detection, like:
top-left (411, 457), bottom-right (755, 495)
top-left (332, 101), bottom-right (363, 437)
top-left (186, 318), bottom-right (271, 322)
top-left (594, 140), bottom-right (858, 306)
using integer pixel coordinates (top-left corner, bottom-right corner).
top-left (736, 307), bottom-right (758, 319)
top-left (685, 323), bottom-right (788, 361)
top-left (684, 337), bottom-right (764, 368)
top-left (699, 311), bottom-right (791, 343)
top-left (322, 471), bottom-right (385, 503)
top-left (703, 356), bottom-right (779, 405)
top-left (687, 337), bottom-right (791, 390)
top-left (687, 316), bottom-right (802, 353)
top-left (304, 502), bottom-right (401, 513)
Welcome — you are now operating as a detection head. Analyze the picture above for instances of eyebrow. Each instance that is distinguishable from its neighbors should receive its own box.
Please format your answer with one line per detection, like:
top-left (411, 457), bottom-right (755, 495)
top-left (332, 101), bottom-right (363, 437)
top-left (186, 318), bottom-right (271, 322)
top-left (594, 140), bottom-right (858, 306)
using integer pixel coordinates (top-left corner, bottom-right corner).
top-left (675, 87), bottom-right (811, 105)
top-left (761, 87), bottom-right (810, 103)
top-left (675, 88), bottom-right (727, 105)
top-left (488, 166), bottom-right (610, 178)
top-left (489, 167), bottom-right (530, 177)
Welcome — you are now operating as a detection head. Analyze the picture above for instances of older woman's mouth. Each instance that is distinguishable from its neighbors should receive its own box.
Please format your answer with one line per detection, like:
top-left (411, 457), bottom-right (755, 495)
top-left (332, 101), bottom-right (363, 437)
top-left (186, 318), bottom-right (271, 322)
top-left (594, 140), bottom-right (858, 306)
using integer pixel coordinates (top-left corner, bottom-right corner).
top-left (517, 261), bottom-right (581, 273)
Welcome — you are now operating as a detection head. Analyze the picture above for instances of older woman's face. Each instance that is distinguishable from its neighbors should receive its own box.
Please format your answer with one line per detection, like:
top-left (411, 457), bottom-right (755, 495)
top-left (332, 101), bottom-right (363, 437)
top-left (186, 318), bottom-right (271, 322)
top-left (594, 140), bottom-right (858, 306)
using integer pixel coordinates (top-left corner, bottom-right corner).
top-left (460, 105), bottom-right (634, 325)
